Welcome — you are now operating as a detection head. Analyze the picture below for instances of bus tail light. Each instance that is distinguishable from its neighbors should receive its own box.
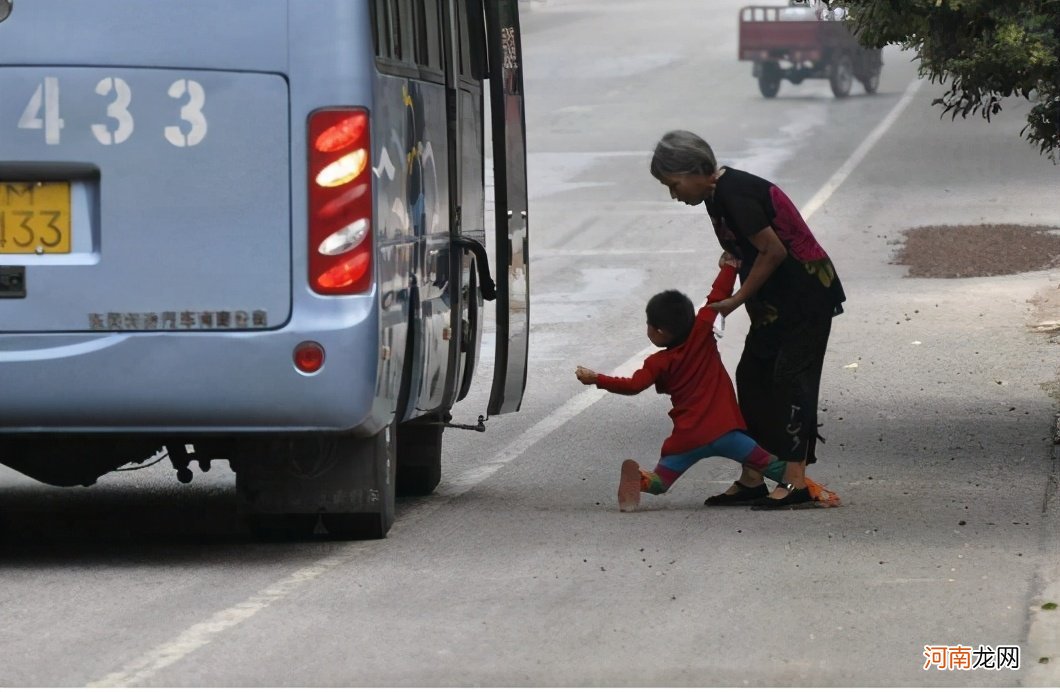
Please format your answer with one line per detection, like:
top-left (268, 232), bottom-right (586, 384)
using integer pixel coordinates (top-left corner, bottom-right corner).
top-left (308, 109), bottom-right (372, 295)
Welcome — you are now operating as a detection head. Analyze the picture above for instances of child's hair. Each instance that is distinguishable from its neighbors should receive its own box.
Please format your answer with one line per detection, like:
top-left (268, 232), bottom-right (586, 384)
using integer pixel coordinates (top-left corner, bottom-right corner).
top-left (646, 290), bottom-right (695, 346)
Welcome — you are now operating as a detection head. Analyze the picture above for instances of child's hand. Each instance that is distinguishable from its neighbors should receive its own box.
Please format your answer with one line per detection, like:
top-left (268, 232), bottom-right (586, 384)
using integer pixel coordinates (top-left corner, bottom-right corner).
top-left (575, 366), bottom-right (598, 385)
top-left (718, 251), bottom-right (741, 269)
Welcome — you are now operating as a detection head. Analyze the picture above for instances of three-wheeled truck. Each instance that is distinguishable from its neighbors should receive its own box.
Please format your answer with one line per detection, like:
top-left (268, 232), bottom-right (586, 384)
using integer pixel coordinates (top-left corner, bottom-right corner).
top-left (738, 4), bottom-right (883, 98)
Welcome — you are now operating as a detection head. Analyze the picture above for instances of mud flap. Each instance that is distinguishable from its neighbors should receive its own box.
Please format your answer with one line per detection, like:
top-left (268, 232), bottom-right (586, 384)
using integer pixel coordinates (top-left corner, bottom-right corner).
top-left (235, 427), bottom-right (396, 539)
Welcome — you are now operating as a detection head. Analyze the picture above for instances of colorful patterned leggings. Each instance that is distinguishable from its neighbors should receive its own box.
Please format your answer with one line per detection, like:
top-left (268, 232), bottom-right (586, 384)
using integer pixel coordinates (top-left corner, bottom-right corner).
top-left (641, 429), bottom-right (787, 494)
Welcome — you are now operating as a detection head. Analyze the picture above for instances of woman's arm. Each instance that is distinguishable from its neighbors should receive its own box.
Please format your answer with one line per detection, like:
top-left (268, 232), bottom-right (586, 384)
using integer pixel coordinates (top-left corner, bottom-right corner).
top-left (707, 226), bottom-right (787, 316)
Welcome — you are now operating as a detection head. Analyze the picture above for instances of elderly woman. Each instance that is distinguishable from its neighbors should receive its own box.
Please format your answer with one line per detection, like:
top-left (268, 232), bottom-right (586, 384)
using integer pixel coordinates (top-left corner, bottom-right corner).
top-left (650, 130), bottom-right (845, 509)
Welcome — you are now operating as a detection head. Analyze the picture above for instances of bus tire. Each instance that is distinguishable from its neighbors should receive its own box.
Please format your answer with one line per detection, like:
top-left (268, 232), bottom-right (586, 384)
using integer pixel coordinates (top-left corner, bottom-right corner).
top-left (396, 417), bottom-right (443, 496)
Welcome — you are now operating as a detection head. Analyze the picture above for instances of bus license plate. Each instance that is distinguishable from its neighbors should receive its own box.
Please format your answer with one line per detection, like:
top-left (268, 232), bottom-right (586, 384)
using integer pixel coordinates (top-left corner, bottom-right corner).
top-left (0, 182), bottom-right (72, 254)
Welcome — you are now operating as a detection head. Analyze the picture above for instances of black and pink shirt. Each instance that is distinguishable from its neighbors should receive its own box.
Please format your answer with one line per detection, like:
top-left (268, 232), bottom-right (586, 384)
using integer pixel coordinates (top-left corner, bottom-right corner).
top-left (704, 166), bottom-right (845, 329)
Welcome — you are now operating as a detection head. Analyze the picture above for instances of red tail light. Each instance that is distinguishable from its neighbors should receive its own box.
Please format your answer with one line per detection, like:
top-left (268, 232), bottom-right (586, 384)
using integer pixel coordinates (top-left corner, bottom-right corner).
top-left (308, 109), bottom-right (372, 295)
top-left (294, 341), bottom-right (326, 373)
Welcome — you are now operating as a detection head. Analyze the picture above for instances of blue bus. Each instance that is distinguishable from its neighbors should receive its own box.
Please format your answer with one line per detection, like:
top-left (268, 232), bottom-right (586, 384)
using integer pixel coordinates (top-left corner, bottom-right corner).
top-left (0, 0), bottom-right (530, 539)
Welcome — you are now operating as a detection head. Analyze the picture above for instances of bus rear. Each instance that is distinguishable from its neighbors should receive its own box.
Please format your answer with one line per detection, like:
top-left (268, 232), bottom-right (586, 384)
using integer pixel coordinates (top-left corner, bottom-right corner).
top-left (0, 0), bottom-right (530, 539)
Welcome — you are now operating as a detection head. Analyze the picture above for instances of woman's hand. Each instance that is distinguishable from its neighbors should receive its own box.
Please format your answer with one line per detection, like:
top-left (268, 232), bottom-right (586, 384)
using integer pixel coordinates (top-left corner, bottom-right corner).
top-left (707, 296), bottom-right (743, 317)
top-left (575, 366), bottom-right (598, 385)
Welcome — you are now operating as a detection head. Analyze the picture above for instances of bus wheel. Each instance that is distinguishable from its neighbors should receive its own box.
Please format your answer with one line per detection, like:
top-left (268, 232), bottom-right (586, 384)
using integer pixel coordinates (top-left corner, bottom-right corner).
top-left (396, 417), bottom-right (443, 496)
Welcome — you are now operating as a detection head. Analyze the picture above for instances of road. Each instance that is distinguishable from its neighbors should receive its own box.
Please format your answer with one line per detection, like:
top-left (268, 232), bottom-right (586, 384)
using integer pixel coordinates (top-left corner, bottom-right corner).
top-left (1, 0), bottom-right (1058, 686)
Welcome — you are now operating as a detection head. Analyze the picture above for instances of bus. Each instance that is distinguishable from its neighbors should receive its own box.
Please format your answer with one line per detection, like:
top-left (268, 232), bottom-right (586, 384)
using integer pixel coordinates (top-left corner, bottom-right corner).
top-left (0, 0), bottom-right (530, 540)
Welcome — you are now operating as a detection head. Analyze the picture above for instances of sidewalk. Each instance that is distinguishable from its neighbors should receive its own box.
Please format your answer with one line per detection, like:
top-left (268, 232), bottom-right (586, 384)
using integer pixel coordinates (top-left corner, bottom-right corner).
top-left (815, 85), bottom-right (1060, 684)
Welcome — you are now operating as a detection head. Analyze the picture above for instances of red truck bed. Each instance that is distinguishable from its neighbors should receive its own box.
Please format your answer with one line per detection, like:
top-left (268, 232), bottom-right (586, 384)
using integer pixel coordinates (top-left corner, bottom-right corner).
top-left (738, 5), bottom-right (858, 62)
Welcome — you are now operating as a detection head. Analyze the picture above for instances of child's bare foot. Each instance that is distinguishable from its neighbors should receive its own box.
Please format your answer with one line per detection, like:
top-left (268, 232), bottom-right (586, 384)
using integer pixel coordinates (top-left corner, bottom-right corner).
top-left (618, 459), bottom-right (641, 512)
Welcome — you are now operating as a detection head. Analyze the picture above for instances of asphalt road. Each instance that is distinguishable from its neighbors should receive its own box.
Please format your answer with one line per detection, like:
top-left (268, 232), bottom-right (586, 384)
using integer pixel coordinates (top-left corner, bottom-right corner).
top-left (1, 0), bottom-right (1058, 686)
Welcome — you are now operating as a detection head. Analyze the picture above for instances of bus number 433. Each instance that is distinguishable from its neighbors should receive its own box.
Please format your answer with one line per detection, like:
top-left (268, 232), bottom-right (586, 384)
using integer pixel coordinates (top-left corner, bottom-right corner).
top-left (18, 76), bottom-right (208, 147)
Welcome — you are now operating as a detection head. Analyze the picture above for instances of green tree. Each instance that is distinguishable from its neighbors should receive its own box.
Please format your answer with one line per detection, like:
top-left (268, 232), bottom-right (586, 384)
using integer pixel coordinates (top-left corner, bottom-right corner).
top-left (838, 0), bottom-right (1060, 160)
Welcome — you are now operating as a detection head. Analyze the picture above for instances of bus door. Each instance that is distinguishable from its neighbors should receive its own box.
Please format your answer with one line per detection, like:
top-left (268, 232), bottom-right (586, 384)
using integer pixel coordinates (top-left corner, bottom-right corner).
top-left (484, 0), bottom-right (529, 415)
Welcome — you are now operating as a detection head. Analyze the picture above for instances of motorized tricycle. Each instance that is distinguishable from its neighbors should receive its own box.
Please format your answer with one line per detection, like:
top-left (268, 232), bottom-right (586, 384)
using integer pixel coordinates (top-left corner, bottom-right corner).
top-left (738, 2), bottom-right (883, 98)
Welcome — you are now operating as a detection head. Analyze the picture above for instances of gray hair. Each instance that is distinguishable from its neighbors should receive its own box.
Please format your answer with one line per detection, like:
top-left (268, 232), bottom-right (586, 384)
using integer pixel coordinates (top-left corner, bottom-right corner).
top-left (650, 130), bottom-right (717, 179)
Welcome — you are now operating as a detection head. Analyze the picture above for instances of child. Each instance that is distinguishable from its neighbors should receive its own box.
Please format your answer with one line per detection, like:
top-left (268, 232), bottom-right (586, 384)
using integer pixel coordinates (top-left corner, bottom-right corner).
top-left (575, 260), bottom-right (839, 511)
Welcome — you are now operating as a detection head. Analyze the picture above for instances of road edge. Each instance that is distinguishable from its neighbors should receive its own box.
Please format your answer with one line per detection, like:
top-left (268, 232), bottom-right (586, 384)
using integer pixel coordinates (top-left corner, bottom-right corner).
top-left (1023, 422), bottom-right (1060, 685)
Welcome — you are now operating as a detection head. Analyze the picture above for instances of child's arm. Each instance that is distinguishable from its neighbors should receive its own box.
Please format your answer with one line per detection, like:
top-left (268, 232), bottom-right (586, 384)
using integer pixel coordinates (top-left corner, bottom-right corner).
top-left (575, 362), bottom-right (656, 395)
top-left (705, 263), bottom-right (739, 306)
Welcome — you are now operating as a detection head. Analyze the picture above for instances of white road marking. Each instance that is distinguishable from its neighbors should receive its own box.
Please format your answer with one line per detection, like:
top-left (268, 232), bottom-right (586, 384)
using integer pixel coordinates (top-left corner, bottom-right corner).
top-left (86, 555), bottom-right (360, 687)
top-left (86, 342), bottom-right (651, 688)
top-left (85, 78), bottom-right (926, 688)
top-left (441, 346), bottom-right (656, 492)
top-left (800, 77), bottom-right (925, 221)
top-left (534, 248), bottom-right (694, 258)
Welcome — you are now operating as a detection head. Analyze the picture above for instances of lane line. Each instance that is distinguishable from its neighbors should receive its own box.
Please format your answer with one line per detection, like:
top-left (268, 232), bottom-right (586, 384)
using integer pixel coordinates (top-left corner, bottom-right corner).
top-left (86, 554), bottom-right (360, 687)
top-left (87, 345), bottom-right (653, 688)
top-left (441, 347), bottom-right (656, 492)
top-left (86, 78), bottom-right (926, 689)
top-left (534, 248), bottom-right (693, 258)
top-left (800, 77), bottom-right (925, 221)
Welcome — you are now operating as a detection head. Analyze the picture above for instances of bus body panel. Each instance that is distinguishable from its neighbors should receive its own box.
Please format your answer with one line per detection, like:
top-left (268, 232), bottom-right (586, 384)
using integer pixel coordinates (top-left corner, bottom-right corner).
top-left (0, 310), bottom-right (381, 431)
top-left (0, 0), bottom-right (527, 496)
top-left (0, 67), bottom-right (291, 332)
top-left (0, 1), bottom-right (394, 435)
top-left (372, 76), bottom-right (452, 420)
top-left (0, 0), bottom-right (290, 72)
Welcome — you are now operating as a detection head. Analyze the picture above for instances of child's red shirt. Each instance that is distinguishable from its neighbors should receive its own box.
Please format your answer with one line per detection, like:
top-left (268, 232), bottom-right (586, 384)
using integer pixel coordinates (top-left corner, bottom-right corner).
top-left (594, 265), bottom-right (746, 457)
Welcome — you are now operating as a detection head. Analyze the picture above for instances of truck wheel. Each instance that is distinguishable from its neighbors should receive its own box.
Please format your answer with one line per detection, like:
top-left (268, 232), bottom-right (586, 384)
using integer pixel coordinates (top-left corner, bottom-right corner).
top-left (757, 62), bottom-right (781, 98)
top-left (396, 417), bottom-right (443, 496)
top-left (860, 64), bottom-right (881, 94)
top-left (830, 53), bottom-right (853, 98)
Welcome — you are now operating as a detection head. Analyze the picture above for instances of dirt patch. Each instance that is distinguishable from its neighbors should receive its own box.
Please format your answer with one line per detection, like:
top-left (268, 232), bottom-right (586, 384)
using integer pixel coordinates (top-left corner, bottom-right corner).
top-left (892, 224), bottom-right (1060, 278)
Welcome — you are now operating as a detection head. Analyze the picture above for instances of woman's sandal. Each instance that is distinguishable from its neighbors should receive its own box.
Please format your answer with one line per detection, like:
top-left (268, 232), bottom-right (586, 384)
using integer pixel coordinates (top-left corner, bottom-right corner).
top-left (704, 480), bottom-right (768, 506)
top-left (750, 482), bottom-right (814, 510)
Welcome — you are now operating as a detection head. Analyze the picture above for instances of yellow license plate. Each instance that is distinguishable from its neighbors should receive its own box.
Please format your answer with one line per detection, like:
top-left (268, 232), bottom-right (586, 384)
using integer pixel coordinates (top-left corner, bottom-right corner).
top-left (0, 182), bottom-right (72, 254)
